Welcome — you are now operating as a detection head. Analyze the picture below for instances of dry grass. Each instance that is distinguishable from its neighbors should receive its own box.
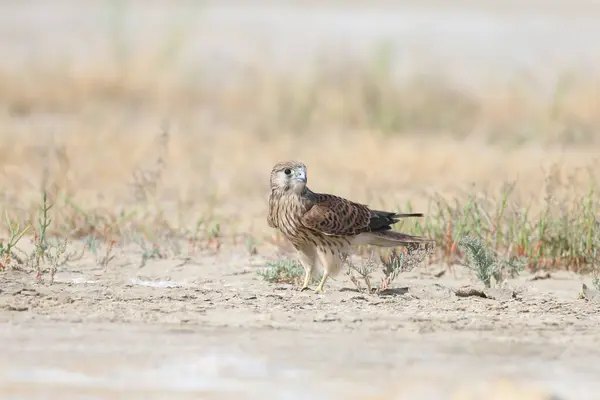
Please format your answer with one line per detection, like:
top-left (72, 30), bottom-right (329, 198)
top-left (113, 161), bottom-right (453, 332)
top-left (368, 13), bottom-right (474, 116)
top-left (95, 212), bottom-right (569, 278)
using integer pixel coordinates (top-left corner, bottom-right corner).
top-left (1, 3), bottom-right (599, 284)
top-left (4, 59), bottom-right (600, 145)
top-left (1, 61), bottom-right (600, 281)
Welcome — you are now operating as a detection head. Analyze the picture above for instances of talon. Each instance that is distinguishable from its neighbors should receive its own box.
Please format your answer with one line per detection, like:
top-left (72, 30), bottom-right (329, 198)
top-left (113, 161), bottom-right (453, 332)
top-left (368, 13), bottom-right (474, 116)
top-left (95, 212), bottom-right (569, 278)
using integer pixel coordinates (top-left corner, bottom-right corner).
top-left (300, 286), bottom-right (310, 292)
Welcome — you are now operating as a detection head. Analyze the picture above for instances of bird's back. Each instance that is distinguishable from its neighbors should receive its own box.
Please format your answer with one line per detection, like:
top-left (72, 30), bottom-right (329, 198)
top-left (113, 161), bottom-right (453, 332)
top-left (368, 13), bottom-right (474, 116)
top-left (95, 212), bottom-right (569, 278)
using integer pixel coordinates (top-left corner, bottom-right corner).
top-left (269, 187), bottom-right (425, 248)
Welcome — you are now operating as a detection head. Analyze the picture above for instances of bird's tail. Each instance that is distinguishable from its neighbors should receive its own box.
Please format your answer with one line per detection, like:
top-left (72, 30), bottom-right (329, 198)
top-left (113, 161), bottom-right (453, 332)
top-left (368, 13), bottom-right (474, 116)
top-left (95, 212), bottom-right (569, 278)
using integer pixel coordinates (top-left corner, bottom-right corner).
top-left (390, 212), bottom-right (424, 219)
top-left (353, 231), bottom-right (435, 248)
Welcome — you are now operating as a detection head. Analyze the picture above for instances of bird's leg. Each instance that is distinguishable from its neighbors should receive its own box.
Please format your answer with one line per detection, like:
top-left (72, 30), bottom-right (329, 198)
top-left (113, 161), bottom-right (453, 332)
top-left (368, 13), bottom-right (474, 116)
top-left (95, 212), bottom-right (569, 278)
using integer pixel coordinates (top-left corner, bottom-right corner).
top-left (301, 270), bottom-right (311, 292)
top-left (297, 248), bottom-right (315, 292)
top-left (314, 271), bottom-right (329, 294)
top-left (314, 248), bottom-right (339, 294)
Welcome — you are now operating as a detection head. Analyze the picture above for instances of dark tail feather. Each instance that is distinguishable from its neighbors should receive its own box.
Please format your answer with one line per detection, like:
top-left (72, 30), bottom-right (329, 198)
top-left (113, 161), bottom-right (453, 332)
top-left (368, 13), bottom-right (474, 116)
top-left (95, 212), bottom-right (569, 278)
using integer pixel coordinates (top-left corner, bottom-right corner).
top-left (368, 210), bottom-right (424, 232)
top-left (371, 210), bottom-right (424, 220)
top-left (392, 212), bottom-right (424, 219)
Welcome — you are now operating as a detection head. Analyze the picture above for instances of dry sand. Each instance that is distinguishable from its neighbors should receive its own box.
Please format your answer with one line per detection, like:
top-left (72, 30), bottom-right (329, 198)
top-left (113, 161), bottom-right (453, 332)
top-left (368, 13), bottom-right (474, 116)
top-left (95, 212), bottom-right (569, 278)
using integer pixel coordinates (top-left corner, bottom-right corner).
top-left (1, 242), bottom-right (599, 400)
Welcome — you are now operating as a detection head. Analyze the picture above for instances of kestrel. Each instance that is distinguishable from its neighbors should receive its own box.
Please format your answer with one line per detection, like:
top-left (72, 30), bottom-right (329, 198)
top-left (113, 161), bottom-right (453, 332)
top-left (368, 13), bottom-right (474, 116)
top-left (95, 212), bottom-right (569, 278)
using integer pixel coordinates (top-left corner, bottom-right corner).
top-left (267, 160), bottom-right (434, 293)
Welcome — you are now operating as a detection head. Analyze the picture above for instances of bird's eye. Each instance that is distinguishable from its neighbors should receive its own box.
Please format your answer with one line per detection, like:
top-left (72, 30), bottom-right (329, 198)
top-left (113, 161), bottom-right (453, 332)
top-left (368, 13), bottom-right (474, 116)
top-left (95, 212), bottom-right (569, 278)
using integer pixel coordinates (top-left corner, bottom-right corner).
top-left (284, 168), bottom-right (292, 175)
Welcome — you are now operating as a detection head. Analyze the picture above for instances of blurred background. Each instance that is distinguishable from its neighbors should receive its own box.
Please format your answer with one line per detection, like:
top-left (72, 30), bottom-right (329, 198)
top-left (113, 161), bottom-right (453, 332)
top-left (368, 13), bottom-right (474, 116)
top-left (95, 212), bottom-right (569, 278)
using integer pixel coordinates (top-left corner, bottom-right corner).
top-left (1, 0), bottom-right (599, 249)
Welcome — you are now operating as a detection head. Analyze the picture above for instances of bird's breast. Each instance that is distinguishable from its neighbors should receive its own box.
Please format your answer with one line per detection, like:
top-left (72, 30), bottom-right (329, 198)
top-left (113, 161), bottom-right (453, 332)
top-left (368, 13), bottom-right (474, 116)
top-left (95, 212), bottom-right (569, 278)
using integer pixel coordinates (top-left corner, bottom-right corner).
top-left (269, 194), bottom-right (311, 242)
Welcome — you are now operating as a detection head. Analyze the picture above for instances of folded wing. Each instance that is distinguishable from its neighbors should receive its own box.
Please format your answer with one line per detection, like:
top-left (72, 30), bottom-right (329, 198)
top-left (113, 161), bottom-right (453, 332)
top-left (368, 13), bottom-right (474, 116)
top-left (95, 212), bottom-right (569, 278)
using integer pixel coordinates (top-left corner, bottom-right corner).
top-left (300, 194), bottom-right (423, 237)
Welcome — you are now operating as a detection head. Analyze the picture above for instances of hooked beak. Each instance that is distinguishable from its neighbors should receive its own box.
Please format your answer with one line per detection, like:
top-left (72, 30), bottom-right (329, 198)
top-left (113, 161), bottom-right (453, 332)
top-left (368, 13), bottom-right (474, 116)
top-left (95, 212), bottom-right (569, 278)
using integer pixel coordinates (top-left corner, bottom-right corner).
top-left (295, 169), bottom-right (307, 183)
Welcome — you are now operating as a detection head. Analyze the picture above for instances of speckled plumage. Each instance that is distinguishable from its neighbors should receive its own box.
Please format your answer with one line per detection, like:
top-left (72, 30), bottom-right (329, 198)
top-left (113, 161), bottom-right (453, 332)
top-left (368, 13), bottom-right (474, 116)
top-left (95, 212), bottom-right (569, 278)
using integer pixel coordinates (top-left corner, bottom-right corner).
top-left (267, 161), bottom-right (434, 293)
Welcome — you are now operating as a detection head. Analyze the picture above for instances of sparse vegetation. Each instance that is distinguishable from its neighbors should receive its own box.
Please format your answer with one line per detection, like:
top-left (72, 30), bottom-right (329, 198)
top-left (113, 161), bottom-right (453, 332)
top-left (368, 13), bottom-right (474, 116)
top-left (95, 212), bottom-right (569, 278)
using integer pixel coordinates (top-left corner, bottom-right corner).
top-left (0, 2), bottom-right (598, 292)
top-left (397, 177), bottom-right (600, 275)
top-left (257, 260), bottom-right (306, 285)
top-left (0, 99), bottom-right (597, 285)
top-left (379, 245), bottom-right (435, 291)
top-left (457, 236), bottom-right (527, 288)
top-left (32, 191), bottom-right (53, 280)
top-left (0, 212), bottom-right (30, 270)
top-left (344, 244), bottom-right (434, 293)
top-left (344, 252), bottom-right (377, 293)
top-left (135, 233), bottom-right (163, 268)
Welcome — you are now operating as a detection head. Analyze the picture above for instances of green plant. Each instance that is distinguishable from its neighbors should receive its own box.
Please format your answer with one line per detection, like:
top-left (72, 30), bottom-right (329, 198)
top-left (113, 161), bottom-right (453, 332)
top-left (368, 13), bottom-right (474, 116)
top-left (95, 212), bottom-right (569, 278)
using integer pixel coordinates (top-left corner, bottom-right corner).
top-left (133, 232), bottom-right (162, 268)
top-left (245, 235), bottom-right (258, 256)
top-left (258, 260), bottom-right (305, 285)
top-left (379, 245), bottom-right (434, 291)
top-left (398, 173), bottom-right (600, 274)
top-left (592, 259), bottom-right (600, 291)
top-left (458, 235), bottom-right (526, 287)
top-left (33, 191), bottom-right (52, 280)
top-left (0, 211), bottom-right (30, 269)
top-left (44, 238), bottom-right (68, 283)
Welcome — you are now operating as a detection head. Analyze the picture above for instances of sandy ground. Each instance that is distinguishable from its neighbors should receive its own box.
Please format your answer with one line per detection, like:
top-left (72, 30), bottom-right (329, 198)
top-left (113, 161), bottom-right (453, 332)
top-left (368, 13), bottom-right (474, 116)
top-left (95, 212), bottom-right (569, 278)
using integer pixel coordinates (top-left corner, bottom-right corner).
top-left (1, 243), bottom-right (599, 400)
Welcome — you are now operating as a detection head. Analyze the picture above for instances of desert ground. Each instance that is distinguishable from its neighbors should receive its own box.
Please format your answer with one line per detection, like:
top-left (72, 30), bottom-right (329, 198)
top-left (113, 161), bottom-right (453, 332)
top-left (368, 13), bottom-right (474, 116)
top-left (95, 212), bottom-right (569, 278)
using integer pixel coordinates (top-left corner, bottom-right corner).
top-left (1, 1), bottom-right (600, 399)
top-left (1, 242), bottom-right (599, 399)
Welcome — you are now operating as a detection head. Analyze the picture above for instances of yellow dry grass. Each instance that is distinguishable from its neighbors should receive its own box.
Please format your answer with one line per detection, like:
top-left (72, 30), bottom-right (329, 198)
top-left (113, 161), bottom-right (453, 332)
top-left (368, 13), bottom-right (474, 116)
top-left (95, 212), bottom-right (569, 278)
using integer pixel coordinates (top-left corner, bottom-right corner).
top-left (0, 61), bottom-right (600, 229)
top-left (0, 112), bottom-right (597, 231)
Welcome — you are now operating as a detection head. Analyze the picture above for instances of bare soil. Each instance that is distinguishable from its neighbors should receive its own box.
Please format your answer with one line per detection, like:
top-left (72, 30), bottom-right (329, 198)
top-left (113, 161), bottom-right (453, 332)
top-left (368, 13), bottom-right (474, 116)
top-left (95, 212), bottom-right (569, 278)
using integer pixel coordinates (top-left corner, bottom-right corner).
top-left (0, 243), bottom-right (599, 400)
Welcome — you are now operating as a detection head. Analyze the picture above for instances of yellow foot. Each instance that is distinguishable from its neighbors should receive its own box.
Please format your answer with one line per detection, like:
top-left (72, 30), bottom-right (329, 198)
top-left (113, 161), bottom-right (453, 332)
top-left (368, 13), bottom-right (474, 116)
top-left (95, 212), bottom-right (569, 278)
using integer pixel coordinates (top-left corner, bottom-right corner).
top-left (314, 273), bottom-right (329, 294)
top-left (315, 272), bottom-right (329, 293)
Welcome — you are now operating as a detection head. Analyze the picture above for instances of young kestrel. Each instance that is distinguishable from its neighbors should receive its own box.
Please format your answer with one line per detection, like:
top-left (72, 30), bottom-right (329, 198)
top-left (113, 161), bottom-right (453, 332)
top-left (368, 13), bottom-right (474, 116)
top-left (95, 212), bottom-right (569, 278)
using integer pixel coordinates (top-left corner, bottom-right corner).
top-left (267, 160), bottom-right (434, 293)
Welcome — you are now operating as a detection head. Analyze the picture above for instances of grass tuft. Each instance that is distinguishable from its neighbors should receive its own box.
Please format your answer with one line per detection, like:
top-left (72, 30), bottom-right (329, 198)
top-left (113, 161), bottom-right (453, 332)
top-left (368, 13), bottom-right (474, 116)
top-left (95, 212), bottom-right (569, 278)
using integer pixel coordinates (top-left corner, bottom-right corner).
top-left (344, 252), bottom-right (377, 293)
top-left (397, 176), bottom-right (600, 274)
top-left (379, 245), bottom-right (434, 291)
top-left (33, 191), bottom-right (53, 281)
top-left (344, 245), bottom-right (434, 293)
top-left (258, 260), bottom-right (305, 285)
top-left (458, 235), bottom-right (526, 288)
top-left (0, 211), bottom-right (30, 270)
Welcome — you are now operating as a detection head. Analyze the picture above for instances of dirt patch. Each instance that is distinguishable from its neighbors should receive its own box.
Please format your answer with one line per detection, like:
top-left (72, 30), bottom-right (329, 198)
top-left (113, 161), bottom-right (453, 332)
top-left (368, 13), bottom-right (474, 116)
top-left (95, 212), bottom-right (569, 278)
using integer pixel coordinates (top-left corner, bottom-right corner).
top-left (0, 243), bottom-right (599, 399)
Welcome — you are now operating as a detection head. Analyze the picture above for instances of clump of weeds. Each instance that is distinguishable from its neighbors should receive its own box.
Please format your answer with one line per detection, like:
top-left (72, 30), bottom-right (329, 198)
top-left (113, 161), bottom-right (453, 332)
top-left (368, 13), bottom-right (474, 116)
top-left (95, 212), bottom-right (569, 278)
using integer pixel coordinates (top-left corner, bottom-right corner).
top-left (32, 191), bottom-right (53, 280)
top-left (458, 235), bottom-right (527, 288)
top-left (80, 223), bottom-right (118, 267)
top-left (207, 220), bottom-right (222, 252)
top-left (592, 259), bottom-right (600, 291)
top-left (379, 244), bottom-right (434, 291)
top-left (344, 244), bottom-right (433, 294)
top-left (28, 191), bottom-right (79, 283)
top-left (43, 238), bottom-right (69, 283)
top-left (133, 232), bottom-right (163, 268)
top-left (343, 251), bottom-right (377, 293)
top-left (184, 215), bottom-right (223, 255)
top-left (186, 216), bottom-right (205, 256)
top-left (245, 235), bottom-right (258, 256)
top-left (0, 211), bottom-right (31, 270)
top-left (258, 259), bottom-right (305, 285)
top-left (399, 165), bottom-right (600, 277)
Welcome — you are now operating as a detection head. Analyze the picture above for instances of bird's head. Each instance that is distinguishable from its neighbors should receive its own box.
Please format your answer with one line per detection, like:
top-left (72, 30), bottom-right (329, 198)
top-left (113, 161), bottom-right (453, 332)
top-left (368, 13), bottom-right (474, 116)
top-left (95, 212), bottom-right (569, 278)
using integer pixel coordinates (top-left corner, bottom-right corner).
top-left (270, 161), bottom-right (307, 194)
